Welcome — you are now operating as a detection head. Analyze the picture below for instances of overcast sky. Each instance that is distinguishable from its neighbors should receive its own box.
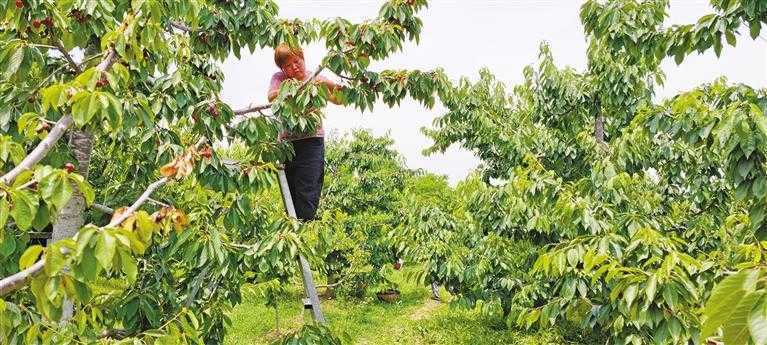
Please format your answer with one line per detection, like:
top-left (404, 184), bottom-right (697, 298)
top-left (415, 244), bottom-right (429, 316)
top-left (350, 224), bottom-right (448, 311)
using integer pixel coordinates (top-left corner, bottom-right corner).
top-left (220, 0), bottom-right (767, 184)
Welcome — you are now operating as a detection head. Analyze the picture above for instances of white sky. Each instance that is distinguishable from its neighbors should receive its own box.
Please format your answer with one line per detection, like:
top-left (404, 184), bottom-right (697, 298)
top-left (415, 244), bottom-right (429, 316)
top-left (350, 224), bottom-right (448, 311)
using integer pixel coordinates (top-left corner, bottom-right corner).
top-left (221, 0), bottom-right (767, 185)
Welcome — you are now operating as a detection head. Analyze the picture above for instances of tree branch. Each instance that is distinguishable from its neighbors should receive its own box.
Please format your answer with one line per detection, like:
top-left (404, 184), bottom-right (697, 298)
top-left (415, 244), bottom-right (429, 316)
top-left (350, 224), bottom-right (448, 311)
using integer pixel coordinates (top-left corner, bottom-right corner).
top-left (53, 40), bottom-right (82, 74)
top-left (0, 47), bottom-right (117, 186)
top-left (107, 177), bottom-right (169, 227)
top-left (230, 66), bottom-right (326, 118)
top-left (232, 103), bottom-right (272, 116)
top-left (98, 328), bottom-right (132, 340)
top-left (0, 138), bottom-right (207, 296)
top-left (0, 260), bottom-right (45, 296)
top-left (169, 21), bottom-right (191, 32)
top-left (92, 203), bottom-right (115, 214)
top-left (0, 115), bottom-right (73, 185)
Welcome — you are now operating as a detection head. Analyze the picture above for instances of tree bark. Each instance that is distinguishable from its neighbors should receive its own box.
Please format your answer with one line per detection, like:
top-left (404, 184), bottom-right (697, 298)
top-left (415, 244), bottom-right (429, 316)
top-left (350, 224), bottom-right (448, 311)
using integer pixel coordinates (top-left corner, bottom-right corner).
top-left (48, 130), bottom-right (93, 321)
top-left (595, 115), bottom-right (605, 144)
top-left (431, 281), bottom-right (441, 302)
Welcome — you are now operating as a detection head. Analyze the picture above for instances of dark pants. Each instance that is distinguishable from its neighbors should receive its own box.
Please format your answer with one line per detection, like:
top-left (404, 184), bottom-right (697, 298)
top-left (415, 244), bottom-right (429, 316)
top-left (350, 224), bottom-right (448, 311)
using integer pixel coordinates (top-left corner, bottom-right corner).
top-left (285, 137), bottom-right (325, 221)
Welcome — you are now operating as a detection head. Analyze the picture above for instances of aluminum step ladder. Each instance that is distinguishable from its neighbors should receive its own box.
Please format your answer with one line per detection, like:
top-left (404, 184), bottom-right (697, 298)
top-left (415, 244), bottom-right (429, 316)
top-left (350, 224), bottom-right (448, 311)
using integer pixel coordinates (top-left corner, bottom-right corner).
top-left (276, 169), bottom-right (326, 323)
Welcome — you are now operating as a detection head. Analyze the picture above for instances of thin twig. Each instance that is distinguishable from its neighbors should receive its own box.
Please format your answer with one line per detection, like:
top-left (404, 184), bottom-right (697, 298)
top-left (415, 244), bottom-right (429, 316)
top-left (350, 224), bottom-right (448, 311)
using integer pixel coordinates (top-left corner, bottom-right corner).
top-left (169, 21), bottom-right (191, 32)
top-left (147, 197), bottom-right (171, 208)
top-left (52, 40), bottom-right (82, 73)
top-left (107, 180), bottom-right (167, 227)
top-left (92, 203), bottom-right (115, 214)
top-left (29, 43), bottom-right (58, 50)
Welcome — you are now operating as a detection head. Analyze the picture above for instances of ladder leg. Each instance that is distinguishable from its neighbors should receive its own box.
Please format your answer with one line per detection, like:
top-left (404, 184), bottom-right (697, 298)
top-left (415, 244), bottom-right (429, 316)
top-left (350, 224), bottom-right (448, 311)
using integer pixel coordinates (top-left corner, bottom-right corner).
top-left (277, 169), bottom-right (326, 324)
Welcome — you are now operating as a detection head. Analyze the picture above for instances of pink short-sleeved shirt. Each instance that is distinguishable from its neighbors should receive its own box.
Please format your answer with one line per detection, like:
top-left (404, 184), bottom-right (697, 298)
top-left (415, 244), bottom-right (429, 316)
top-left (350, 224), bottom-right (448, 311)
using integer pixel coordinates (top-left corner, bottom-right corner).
top-left (270, 71), bottom-right (332, 142)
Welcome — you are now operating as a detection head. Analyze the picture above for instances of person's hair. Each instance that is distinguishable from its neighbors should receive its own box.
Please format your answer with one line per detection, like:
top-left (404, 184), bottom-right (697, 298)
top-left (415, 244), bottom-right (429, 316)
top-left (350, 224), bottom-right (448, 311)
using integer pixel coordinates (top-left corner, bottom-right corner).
top-left (274, 44), bottom-right (304, 68)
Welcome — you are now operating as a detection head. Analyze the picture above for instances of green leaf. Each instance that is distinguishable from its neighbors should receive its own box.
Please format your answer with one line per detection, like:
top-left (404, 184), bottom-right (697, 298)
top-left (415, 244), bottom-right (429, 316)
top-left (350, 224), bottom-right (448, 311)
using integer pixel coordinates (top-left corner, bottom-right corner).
top-left (72, 280), bottom-right (91, 302)
top-left (71, 91), bottom-right (104, 126)
top-left (77, 248), bottom-right (99, 281)
top-left (751, 21), bottom-right (762, 39)
top-left (4, 46), bottom-right (24, 79)
top-left (40, 171), bottom-right (73, 211)
top-left (713, 37), bottom-right (723, 57)
top-left (69, 174), bottom-right (94, 205)
top-left (44, 243), bottom-right (66, 275)
top-left (95, 232), bottom-right (117, 271)
top-left (120, 250), bottom-right (138, 282)
top-left (701, 269), bottom-right (760, 339)
top-left (738, 159), bottom-right (754, 179)
top-left (19, 245), bottom-right (44, 270)
top-left (41, 84), bottom-right (66, 112)
top-left (10, 189), bottom-right (40, 230)
top-left (0, 198), bottom-right (9, 230)
top-left (31, 204), bottom-right (50, 231)
top-left (74, 68), bottom-right (99, 90)
top-left (0, 236), bottom-right (16, 258)
top-left (624, 285), bottom-right (638, 308)
top-left (749, 297), bottom-right (767, 345)
top-left (724, 291), bottom-right (765, 345)
top-left (645, 275), bottom-right (657, 305)
top-left (75, 225), bottom-right (97, 256)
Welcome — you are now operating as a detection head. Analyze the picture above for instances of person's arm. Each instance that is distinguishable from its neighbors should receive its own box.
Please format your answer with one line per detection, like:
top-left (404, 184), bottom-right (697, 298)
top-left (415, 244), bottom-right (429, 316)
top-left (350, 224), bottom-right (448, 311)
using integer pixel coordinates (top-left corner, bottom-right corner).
top-left (268, 89), bottom-right (279, 102)
top-left (267, 73), bottom-right (282, 102)
top-left (316, 76), bottom-right (343, 105)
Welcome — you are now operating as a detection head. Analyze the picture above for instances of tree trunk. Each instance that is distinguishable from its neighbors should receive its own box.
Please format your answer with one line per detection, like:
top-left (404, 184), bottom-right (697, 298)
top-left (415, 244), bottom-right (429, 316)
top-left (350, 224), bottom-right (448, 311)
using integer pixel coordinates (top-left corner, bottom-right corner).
top-left (594, 114), bottom-right (605, 145)
top-left (48, 130), bottom-right (93, 321)
top-left (430, 281), bottom-right (441, 302)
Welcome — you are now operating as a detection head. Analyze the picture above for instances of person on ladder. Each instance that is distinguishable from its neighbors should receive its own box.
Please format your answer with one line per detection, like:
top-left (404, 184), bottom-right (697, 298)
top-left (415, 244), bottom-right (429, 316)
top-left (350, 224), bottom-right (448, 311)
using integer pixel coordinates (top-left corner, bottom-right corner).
top-left (268, 44), bottom-right (343, 221)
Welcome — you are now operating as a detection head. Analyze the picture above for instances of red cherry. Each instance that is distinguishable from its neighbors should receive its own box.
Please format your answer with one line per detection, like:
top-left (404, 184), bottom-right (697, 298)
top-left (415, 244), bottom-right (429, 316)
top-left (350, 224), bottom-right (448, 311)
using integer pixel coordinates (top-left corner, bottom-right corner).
top-left (43, 17), bottom-right (53, 28)
top-left (15, 0), bottom-right (23, 9)
top-left (393, 262), bottom-right (401, 270)
top-left (64, 163), bottom-right (75, 173)
top-left (95, 75), bottom-right (107, 87)
top-left (35, 122), bottom-right (51, 133)
top-left (32, 19), bottom-right (41, 29)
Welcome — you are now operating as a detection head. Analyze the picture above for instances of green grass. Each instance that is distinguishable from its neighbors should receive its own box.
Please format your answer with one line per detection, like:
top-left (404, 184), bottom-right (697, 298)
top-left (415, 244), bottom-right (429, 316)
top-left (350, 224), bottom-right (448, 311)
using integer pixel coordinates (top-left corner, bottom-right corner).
top-left (225, 271), bottom-right (563, 345)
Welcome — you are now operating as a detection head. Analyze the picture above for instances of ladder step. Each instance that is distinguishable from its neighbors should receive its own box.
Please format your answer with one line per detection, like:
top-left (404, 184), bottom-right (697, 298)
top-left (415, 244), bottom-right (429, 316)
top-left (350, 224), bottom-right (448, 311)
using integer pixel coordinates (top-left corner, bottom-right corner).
top-left (303, 298), bottom-right (313, 310)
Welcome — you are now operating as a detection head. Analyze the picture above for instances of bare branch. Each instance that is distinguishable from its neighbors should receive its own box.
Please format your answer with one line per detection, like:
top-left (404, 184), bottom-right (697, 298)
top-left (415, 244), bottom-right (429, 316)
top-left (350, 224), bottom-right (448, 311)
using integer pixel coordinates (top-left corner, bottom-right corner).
top-left (0, 260), bottom-right (45, 296)
top-left (0, 115), bottom-right (73, 185)
top-left (92, 203), bottom-right (115, 214)
top-left (147, 198), bottom-right (171, 208)
top-left (53, 40), bottom-right (82, 74)
top-left (169, 21), bottom-right (191, 32)
top-left (232, 103), bottom-right (272, 116)
top-left (96, 48), bottom-right (118, 72)
top-left (99, 328), bottom-right (132, 340)
top-left (107, 177), bottom-right (169, 227)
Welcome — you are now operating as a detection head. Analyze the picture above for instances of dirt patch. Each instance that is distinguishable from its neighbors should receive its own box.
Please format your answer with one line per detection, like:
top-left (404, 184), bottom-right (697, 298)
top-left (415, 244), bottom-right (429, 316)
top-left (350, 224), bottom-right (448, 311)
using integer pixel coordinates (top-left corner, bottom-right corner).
top-left (409, 299), bottom-right (441, 321)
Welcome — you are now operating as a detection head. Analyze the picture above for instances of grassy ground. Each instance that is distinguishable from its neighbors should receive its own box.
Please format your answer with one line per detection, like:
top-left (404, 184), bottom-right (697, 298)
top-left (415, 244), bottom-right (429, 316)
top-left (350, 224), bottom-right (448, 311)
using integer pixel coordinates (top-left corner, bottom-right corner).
top-left (224, 270), bottom-right (564, 345)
